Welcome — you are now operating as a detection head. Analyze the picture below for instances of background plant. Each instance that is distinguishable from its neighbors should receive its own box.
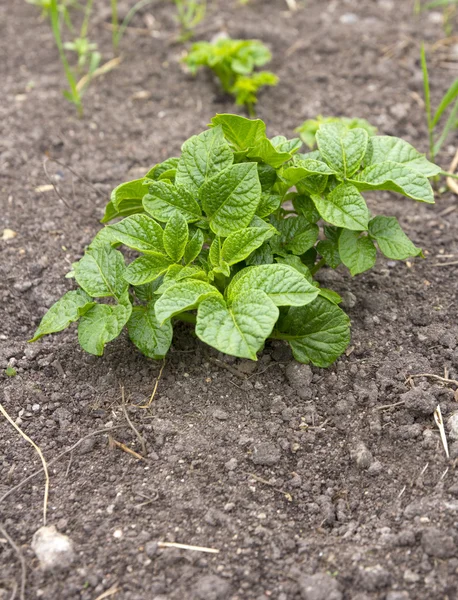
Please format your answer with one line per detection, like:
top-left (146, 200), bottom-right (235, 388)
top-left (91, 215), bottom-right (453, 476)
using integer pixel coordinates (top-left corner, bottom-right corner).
top-left (173, 0), bottom-right (206, 41)
top-left (183, 38), bottom-right (278, 114)
top-left (32, 114), bottom-right (439, 367)
top-left (421, 44), bottom-right (458, 163)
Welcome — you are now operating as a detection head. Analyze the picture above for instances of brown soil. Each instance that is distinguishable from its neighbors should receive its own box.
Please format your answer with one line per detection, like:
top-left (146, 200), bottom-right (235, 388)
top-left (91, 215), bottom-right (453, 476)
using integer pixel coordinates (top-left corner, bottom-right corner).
top-left (1, 0), bottom-right (458, 599)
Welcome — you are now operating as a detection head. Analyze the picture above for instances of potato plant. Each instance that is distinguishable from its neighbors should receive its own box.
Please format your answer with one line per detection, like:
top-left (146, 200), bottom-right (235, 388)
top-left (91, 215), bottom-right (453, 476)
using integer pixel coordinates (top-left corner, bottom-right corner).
top-left (183, 39), bottom-right (278, 114)
top-left (32, 114), bottom-right (440, 367)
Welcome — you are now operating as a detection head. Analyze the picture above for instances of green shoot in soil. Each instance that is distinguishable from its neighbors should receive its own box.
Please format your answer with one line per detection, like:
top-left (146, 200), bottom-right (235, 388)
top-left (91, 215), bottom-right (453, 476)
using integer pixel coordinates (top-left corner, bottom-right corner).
top-left (111, 0), bottom-right (156, 52)
top-left (183, 38), bottom-right (278, 114)
top-left (173, 0), bottom-right (206, 41)
top-left (5, 366), bottom-right (17, 377)
top-left (421, 44), bottom-right (458, 163)
top-left (32, 114), bottom-right (440, 367)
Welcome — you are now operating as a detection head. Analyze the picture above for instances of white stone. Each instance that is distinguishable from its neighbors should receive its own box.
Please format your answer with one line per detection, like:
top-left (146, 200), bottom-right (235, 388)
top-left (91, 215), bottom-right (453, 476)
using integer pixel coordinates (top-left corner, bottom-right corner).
top-left (32, 526), bottom-right (75, 571)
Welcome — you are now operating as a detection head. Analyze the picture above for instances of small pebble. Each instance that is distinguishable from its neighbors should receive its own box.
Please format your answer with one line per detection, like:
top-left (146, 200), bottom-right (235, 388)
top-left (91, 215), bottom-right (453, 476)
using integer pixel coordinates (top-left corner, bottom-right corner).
top-left (32, 526), bottom-right (75, 572)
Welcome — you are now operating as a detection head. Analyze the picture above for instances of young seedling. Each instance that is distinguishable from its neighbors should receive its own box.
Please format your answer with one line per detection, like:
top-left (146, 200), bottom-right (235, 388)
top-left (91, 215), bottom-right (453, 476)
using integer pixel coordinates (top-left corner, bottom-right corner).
top-left (295, 116), bottom-right (377, 149)
top-left (415, 0), bottom-right (458, 35)
top-left (421, 44), bottom-right (458, 164)
top-left (110, 0), bottom-right (156, 52)
top-left (173, 0), bottom-right (206, 41)
top-left (31, 114), bottom-right (439, 367)
top-left (183, 38), bottom-right (278, 114)
top-left (30, 0), bottom-right (118, 115)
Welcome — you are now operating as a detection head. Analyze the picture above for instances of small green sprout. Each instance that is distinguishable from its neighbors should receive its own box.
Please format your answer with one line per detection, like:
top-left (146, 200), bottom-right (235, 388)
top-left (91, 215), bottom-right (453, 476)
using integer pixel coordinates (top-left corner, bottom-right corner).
top-left (173, 0), bottom-right (206, 41)
top-left (31, 114), bottom-right (439, 368)
top-left (183, 38), bottom-right (278, 114)
top-left (421, 44), bottom-right (458, 164)
top-left (5, 366), bottom-right (17, 377)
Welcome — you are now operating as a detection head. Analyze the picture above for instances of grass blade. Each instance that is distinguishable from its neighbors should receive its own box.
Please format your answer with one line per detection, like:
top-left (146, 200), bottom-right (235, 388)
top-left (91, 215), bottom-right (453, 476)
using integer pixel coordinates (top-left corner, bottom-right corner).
top-left (432, 78), bottom-right (458, 126)
top-left (421, 44), bottom-right (434, 159)
top-left (433, 96), bottom-right (458, 156)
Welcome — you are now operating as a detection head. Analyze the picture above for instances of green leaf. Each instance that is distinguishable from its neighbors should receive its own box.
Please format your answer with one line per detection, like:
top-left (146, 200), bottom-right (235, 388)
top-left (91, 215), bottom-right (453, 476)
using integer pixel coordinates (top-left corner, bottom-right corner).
top-left (311, 182), bottom-right (370, 231)
top-left (210, 114), bottom-right (291, 168)
top-left (270, 135), bottom-right (302, 154)
top-left (274, 255), bottom-right (312, 281)
top-left (184, 229), bottom-right (204, 264)
top-left (257, 163), bottom-right (277, 192)
top-left (283, 158), bottom-right (335, 185)
top-left (200, 162), bottom-right (261, 236)
top-left (227, 263), bottom-right (319, 306)
top-left (30, 289), bottom-right (94, 341)
top-left (256, 192), bottom-right (281, 218)
top-left (318, 288), bottom-right (342, 304)
top-left (108, 214), bottom-right (165, 254)
top-left (128, 302), bottom-right (173, 359)
top-left (316, 239), bottom-right (341, 269)
top-left (246, 243), bottom-right (274, 266)
top-left (432, 78), bottom-right (458, 127)
top-left (154, 265), bottom-right (208, 294)
top-left (101, 198), bottom-right (144, 223)
top-left (221, 226), bottom-right (276, 265)
top-left (278, 297), bottom-right (350, 367)
top-left (351, 161), bottom-right (435, 204)
top-left (144, 157), bottom-right (180, 180)
top-left (175, 125), bottom-right (234, 195)
top-left (291, 194), bottom-right (321, 223)
top-left (143, 181), bottom-right (202, 222)
top-left (209, 237), bottom-right (222, 268)
top-left (163, 211), bottom-right (189, 262)
top-left (88, 227), bottom-right (117, 250)
top-left (368, 216), bottom-right (422, 260)
top-left (364, 136), bottom-right (441, 177)
top-left (316, 123), bottom-right (368, 178)
top-left (196, 290), bottom-right (279, 360)
top-left (155, 280), bottom-right (221, 323)
top-left (78, 302), bottom-right (131, 356)
top-left (74, 245), bottom-right (128, 299)
top-left (110, 178), bottom-right (146, 210)
top-left (338, 229), bottom-right (376, 276)
top-left (124, 254), bottom-right (174, 285)
top-left (270, 216), bottom-right (319, 256)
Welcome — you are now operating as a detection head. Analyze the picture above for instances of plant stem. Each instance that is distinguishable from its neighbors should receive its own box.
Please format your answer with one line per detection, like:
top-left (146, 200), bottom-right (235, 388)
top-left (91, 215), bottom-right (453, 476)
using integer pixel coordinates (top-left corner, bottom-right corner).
top-left (111, 0), bottom-right (119, 51)
top-left (310, 257), bottom-right (326, 275)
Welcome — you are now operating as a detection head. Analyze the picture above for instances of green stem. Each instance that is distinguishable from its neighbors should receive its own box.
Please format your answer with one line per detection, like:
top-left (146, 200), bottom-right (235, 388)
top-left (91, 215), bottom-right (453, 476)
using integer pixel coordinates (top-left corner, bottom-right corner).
top-left (310, 257), bottom-right (326, 276)
top-left (111, 0), bottom-right (118, 51)
top-left (80, 0), bottom-right (94, 39)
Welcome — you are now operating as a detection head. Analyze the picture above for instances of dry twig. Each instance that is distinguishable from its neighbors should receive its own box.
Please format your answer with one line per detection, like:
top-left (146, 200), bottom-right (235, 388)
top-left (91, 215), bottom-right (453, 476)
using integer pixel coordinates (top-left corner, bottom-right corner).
top-left (120, 385), bottom-right (147, 455)
top-left (137, 360), bottom-right (166, 408)
top-left (0, 403), bottom-right (49, 525)
top-left (0, 524), bottom-right (26, 600)
top-left (93, 585), bottom-right (120, 600)
top-left (406, 373), bottom-right (458, 387)
top-left (0, 426), bottom-right (124, 507)
top-left (434, 404), bottom-right (450, 459)
top-left (108, 436), bottom-right (145, 461)
top-left (158, 541), bottom-right (219, 553)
